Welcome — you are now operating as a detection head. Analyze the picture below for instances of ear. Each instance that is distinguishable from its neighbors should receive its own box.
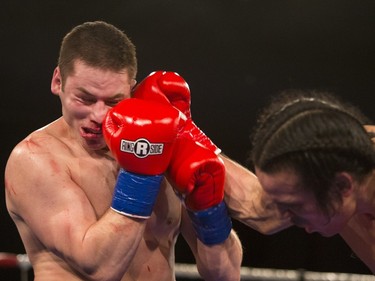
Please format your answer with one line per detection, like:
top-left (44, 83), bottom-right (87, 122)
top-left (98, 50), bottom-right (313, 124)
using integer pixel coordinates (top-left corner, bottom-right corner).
top-left (131, 78), bottom-right (137, 88)
top-left (51, 67), bottom-right (62, 95)
top-left (334, 172), bottom-right (354, 197)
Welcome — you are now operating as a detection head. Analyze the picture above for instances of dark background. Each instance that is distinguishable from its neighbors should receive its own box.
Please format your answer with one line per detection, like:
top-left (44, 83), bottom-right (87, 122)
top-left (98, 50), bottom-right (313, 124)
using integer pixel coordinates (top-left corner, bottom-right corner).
top-left (1, 0), bottom-right (375, 280)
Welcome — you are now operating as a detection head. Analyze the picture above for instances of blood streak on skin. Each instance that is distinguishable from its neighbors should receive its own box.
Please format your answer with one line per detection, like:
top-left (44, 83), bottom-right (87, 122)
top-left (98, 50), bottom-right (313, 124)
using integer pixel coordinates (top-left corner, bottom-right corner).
top-left (49, 159), bottom-right (60, 174)
top-left (109, 222), bottom-right (126, 233)
top-left (25, 138), bottom-right (42, 151)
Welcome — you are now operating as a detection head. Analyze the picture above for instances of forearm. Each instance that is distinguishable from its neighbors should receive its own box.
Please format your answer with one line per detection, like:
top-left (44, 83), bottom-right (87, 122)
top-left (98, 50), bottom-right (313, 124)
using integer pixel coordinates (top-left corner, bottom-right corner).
top-left (195, 230), bottom-right (242, 281)
top-left (180, 206), bottom-right (241, 281)
top-left (221, 155), bottom-right (292, 234)
top-left (65, 170), bottom-right (162, 280)
top-left (62, 209), bottom-right (146, 281)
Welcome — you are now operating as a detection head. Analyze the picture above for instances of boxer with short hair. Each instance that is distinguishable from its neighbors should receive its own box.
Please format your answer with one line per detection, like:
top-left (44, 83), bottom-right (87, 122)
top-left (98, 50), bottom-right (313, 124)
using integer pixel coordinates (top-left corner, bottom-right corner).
top-left (4, 21), bottom-right (245, 281)
top-left (250, 89), bottom-right (375, 273)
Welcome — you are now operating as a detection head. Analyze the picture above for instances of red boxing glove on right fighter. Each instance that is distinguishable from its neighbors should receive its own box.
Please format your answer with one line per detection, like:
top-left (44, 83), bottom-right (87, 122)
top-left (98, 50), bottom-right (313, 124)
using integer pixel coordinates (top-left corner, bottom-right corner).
top-left (133, 71), bottom-right (221, 155)
top-left (167, 138), bottom-right (225, 210)
top-left (167, 136), bottom-right (232, 245)
top-left (133, 72), bottom-right (231, 244)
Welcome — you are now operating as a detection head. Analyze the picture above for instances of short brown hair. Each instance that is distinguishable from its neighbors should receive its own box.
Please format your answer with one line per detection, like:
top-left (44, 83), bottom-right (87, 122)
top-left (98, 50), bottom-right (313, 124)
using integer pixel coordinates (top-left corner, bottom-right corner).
top-left (58, 21), bottom-right (137, 86)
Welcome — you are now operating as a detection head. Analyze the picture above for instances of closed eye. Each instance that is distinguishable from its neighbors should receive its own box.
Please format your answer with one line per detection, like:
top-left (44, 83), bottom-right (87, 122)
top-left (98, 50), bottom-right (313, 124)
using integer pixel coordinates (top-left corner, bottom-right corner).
top-left (79, 96), bottom-right (96, 105)
top-left (105, 100), bottom-right (122, 107)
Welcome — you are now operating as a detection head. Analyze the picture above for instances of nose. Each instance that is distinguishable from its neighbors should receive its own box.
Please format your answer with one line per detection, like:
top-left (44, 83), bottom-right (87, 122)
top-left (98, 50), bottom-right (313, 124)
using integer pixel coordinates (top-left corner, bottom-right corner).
top-left (92, 101), bottom-right (110, 124)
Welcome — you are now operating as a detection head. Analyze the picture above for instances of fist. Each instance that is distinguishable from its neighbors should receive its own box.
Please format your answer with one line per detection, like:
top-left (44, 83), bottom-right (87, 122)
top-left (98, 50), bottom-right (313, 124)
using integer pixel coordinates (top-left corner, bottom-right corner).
top-left (103, 98), bottom-right (184, 175)
top-left (133, 71), bottom-right (191, 118)
top-left (167, 136), bottom-right (232, 245)
top-left (134, 71), bottom-right (221, 154)
top-left (167, 137), bottom-right (225, 211)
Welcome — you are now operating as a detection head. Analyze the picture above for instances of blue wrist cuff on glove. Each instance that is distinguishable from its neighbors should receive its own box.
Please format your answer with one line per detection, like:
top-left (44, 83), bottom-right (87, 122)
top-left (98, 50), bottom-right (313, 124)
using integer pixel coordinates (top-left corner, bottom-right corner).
top-left (187, 201), bottom-right (232, 245)
top-left (111, 169), bottom-right (163, 219)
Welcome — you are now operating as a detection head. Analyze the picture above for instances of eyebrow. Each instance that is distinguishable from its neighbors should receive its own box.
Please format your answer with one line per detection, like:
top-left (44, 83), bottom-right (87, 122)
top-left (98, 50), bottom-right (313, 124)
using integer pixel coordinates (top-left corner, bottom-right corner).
top-left (77, 87), bottom-right (126, 100)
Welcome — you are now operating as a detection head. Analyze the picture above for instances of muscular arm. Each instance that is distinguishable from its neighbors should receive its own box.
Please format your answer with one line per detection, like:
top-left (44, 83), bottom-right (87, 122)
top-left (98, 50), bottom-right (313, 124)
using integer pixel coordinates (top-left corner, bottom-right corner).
top-left (221, 155), bottom-right (292, 234)
top-left (180, 207), bottom-right (242, 281)
top-left (5, 137), bottom-right (145, 281)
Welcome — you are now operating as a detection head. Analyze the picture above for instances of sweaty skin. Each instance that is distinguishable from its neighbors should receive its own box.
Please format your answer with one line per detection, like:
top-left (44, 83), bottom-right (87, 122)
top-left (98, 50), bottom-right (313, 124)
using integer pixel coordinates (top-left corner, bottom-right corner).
top-left (5, 60), bottom-right (242, 281)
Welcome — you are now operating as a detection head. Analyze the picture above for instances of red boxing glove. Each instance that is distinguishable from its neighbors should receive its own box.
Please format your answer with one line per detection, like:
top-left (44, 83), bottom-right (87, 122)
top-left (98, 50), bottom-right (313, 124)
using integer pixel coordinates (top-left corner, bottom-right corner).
top-left (133, 73), bottom-right (231, 242)
top-left (103, 98), bottom-right (183, 175)
top-left (133, 71), bottom-right (220, 155)
top-left (167, 137), bottom-right (232, 245)
top-left (103, 98), bottom-right (184, 218)
top-left (132, 71), bottom-right (191, 118)
top-left (167, 138), bottom-right (225, 210)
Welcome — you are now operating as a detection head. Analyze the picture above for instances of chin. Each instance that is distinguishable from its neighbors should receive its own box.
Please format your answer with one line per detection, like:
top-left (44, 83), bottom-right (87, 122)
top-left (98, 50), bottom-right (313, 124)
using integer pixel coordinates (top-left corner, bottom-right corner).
top-left (91, 144), bottom-right (107, 151)
top-left (319, 232), bottom-right (335, 237)
top-left (84, 139), bottom-right (107, 151)
top-left (315, 228), bottom-right (340, 237)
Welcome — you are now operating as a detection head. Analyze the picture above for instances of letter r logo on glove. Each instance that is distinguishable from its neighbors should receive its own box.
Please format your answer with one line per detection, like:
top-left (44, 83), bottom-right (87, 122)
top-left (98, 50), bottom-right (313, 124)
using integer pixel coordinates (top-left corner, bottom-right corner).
top-left (121, 138), bottom-right (164, 158)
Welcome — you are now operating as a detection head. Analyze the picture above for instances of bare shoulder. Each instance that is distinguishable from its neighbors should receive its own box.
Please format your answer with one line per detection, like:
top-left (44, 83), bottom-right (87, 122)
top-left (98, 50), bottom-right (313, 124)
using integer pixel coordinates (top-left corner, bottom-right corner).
top-left (6, 120), bottom-right (70, 175)
top-left (5, 119), bottom-right (72, 211)
top-left (363, 125), bottom-right (375, 145)
top-left (364, 125), bottom-right (375, 132)
top-left (364, 125), bottom-right (375, 137)
top-left (341, 214), bottom-right (375, 272)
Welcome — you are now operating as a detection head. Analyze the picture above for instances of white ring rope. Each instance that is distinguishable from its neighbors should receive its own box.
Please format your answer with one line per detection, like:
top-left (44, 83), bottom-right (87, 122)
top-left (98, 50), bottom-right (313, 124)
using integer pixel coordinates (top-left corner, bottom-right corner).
top-left (0, 253), bottom-right (31, 281)
top-left (174, 263), bottom-right (375, 281)
top-left (1, 253), bottom-right (374, 281)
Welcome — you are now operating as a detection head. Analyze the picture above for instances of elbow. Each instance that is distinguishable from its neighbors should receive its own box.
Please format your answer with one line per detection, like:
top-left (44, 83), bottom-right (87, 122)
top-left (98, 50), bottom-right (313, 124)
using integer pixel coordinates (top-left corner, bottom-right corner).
top-left (73, 263), bottom-right (126, 281)
top-left (83, 270), bottom-right (123, 281)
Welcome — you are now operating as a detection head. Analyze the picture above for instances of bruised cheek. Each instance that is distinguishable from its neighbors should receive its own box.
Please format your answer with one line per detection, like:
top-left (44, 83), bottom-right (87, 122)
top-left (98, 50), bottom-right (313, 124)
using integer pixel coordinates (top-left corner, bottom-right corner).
top-left (64, 100), bottom-right (91, 122)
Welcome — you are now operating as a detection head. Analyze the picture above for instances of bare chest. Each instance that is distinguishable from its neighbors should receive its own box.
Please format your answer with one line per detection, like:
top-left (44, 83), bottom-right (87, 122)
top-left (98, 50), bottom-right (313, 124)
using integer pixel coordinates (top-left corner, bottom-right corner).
top-left (68, 156), bottom-right (182, 237)
top-left (69, 155), bottom-right (118, 216)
